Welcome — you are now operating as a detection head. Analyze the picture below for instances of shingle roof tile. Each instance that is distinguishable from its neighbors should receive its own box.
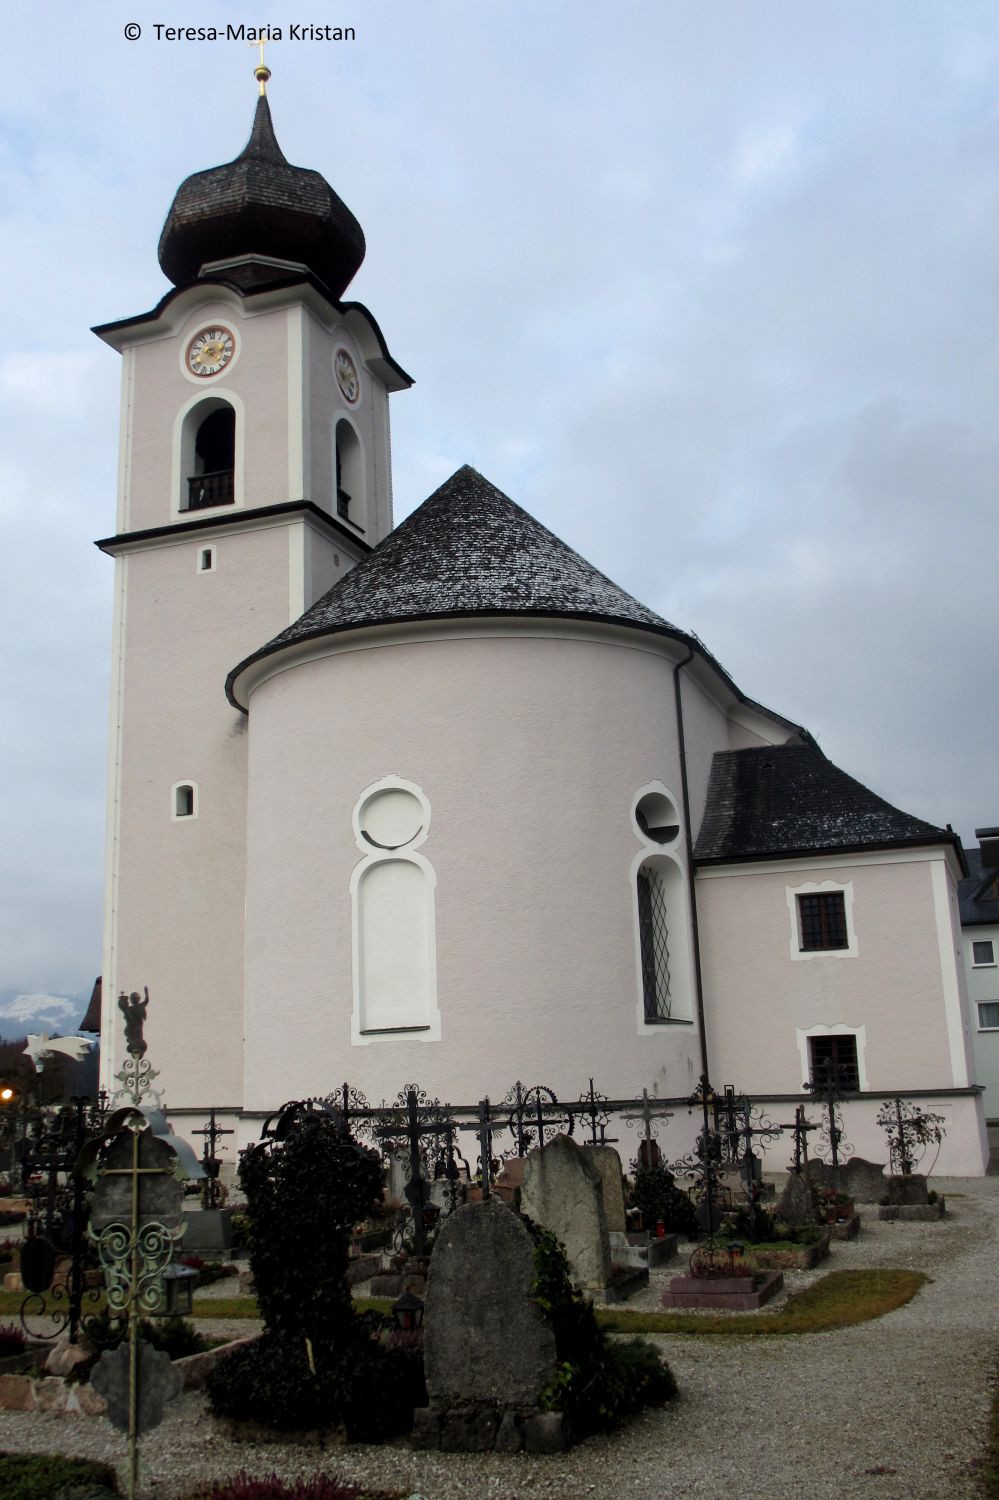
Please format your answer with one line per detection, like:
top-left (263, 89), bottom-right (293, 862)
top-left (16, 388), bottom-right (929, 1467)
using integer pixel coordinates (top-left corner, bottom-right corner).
top-left (694, 745), bottom-right (950, 862)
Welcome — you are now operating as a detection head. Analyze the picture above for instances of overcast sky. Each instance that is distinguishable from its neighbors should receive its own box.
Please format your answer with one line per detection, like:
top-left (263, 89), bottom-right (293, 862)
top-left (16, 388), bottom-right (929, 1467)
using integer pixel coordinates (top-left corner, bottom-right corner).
top-left (2, 1), bottom-right (997, 1038)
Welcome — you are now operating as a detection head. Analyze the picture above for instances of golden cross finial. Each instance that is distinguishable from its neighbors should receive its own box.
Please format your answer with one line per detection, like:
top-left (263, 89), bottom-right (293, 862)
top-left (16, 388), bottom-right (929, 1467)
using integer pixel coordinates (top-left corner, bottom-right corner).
top-left (249, 36), bottom-right (272, 95)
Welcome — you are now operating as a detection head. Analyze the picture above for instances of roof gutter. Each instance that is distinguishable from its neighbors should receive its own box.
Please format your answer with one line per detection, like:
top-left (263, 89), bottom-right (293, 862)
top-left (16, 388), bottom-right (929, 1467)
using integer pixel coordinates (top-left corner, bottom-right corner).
top-left (673, 647), bottom-right (710, 1079)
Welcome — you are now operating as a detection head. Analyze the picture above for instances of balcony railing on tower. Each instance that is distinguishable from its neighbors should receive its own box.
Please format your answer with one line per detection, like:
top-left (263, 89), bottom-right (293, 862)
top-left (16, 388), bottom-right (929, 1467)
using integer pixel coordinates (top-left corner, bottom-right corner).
top-left (187, 469), bottom-right (235, 510)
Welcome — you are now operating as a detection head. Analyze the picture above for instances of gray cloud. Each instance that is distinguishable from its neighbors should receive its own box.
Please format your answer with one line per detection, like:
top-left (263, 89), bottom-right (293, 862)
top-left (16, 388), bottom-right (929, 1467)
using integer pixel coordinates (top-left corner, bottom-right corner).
top-left (2, 2), bottom-right (996, 1010)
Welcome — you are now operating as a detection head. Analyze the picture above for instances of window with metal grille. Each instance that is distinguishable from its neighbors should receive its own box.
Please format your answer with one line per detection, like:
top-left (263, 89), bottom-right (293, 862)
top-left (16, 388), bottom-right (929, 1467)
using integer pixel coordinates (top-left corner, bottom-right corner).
top-left (637, 865), bottom-right (672, 1022)
top-left (797, 892), bottom-right (848, 951)
top-left (808, 1034), bottom-right (860, 1092)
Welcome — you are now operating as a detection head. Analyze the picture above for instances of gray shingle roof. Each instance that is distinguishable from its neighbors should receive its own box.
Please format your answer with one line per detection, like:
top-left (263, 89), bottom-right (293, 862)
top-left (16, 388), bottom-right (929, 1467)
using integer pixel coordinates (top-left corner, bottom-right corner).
top-left (228, 465), bottom-right (688, 695)
top-left (959, 849), bottom-right (999, 927)
top-left (158, 95), bottom-right (365, 297)
top-left (694, 745), bottom-right (952, 862)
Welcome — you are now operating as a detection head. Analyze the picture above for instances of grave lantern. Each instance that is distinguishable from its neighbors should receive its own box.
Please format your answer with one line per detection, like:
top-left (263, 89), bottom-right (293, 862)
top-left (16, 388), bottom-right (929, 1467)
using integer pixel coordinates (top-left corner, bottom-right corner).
top-left (160, 1262), bottom-right (199, 1317)
top-left (391, 1290), bottom-right (425, 1332)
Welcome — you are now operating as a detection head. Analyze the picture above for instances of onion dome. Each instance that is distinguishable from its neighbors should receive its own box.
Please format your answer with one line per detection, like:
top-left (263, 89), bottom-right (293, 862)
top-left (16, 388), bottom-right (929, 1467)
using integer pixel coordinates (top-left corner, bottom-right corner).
top-left (157, 94), bottom-right (365, 297)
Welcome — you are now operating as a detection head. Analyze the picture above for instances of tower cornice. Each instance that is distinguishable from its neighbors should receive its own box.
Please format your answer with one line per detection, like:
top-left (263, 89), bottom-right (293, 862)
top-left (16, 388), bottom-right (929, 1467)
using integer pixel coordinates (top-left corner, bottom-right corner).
top-left (92, 278), bottom-right (413, 392)
top-left (95, 499), bottom-right (374, 557)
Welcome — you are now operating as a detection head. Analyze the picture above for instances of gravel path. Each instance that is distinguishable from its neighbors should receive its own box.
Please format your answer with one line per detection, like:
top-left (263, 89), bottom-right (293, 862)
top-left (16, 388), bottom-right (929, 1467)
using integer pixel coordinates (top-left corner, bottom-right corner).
top-left (1, 1177), bottom-right (997, 1500)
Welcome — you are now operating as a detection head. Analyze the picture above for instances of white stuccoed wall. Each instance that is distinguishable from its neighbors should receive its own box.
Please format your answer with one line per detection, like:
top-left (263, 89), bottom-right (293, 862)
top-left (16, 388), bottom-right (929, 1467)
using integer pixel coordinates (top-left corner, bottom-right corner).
top-left (240, 622), bottom-right (737, 1116)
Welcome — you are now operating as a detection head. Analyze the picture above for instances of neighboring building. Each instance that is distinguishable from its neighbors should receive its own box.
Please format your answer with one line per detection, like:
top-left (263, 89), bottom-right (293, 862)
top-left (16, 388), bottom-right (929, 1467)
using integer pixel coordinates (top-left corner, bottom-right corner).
top-left (90, 82), bottom-right (989, 1175)
top-left (959, 832), bottom-right (999, 1151)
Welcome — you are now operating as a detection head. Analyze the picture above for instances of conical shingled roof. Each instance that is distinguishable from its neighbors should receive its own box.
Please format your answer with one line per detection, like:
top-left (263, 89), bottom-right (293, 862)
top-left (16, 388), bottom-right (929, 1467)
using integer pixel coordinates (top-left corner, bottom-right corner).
top-left (227, 466), bottom-right (685, 702)
top-left (694, 745), bottom-right (952, 861)
top-left (158, 95), bottom-right (365, 296)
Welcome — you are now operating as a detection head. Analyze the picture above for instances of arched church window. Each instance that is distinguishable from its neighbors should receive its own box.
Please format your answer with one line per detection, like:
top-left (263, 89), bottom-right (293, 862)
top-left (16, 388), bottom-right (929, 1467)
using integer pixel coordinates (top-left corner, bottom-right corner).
top-left (350, 778), bottom-right (439, 1043)
top-left (185, 402), bottom-right (235, 510)
top-left (633, 783), bottom-right (692, 1028)
top-left (334, 419), bottom-right (365, 529)
top-left (637, 863), bottom-right (672, 1022)
top-left (172, 781), bottom-right (197, 819)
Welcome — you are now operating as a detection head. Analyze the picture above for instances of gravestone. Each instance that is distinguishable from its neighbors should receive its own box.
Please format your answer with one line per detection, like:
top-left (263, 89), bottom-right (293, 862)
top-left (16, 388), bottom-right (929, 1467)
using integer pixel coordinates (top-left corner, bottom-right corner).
top-left (584, 1145), bottom-right (627, 1234)
top-left (419, 1198), bottom-right (557, 1451)
top-left (886, 1173), bottom-right (929, 1206)
top-left (776, 1172), bottom-right (822, 1232)
top-left (520, 1134), bottom-right (612, 1293)
top-left (807, 1156), bottom-right (886, 1202)
top-left (89, 1129), bottom-right (184, 1238)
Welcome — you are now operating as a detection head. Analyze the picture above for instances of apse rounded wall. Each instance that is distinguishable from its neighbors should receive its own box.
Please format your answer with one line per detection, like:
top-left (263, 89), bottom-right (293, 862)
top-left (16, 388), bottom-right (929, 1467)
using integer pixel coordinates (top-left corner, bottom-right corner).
top-left (241, 624), bottom-right (718, 1113)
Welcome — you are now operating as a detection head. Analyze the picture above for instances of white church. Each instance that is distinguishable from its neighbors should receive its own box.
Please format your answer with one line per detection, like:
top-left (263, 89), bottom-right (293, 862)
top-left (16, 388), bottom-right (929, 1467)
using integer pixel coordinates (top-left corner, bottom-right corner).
top-left (88, 74), bottom-right (989, 1176)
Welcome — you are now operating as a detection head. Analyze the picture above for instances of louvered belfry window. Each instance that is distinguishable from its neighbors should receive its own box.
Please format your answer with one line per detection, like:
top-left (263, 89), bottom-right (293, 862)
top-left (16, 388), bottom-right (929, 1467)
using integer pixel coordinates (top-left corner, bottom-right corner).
top-left (638, 865), bottom-right (672, 1021)
top-left (797, 892), bottom-right (848, 951)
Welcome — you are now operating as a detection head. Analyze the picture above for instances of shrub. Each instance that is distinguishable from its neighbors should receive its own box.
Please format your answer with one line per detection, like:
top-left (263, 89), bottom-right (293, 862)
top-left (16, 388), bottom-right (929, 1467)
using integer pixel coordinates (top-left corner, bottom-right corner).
top-left (0, 1453), bottom-right (118, 1500)
top-left (630, 1164), bottom-right (699, 1238)
top-left (531, 1228), bottom-right (676, 1435)
top-left (183, 1474), bottom-right (405, 1500)
top-left (140, 1316), bottom-right (209, 1360)
top-left (0, 1323), bottom-right (27, 1356)
top-left (207, 1112), bottom-right (422, 1439)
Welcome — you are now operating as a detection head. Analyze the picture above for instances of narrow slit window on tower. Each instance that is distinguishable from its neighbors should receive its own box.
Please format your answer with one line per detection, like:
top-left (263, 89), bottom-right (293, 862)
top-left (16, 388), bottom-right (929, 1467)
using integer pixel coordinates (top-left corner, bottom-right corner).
top-left (174, 783), bottom-right (195, 818)
top-left (187, 407), bottom-right (235, 510)
top-left (637, 864), bottom-right (672, 1022)
top-left (198, 546), bottom-right (215, 572)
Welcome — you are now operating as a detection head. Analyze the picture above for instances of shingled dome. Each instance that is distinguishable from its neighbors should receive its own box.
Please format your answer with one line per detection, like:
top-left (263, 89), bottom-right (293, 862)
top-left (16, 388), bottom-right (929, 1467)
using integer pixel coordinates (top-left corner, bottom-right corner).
top-left (158, 94), bottom-right (365, 296)
top-left (226, 466), bottom-right (687, 704)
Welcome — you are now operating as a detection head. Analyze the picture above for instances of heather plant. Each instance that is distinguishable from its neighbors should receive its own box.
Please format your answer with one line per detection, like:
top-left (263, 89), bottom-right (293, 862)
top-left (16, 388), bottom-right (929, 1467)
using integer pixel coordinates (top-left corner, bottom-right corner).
top-left (0, 1322), bottom-right (27, 1356)
top-left (0, 1453), bottom-right (118, 1500)
top-left (184, 1475), bottom-right (405, 1500)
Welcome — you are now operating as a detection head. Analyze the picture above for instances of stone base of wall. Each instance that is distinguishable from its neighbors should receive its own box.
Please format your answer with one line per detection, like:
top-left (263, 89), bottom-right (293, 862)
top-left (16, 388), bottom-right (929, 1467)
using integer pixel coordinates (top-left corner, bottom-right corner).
top-left (0, 1372), bottom-right (107, 1416)
top-left (412, 1405), bottom-right (570, 1453)
top-left (0, 1335), bottom-right (254, 1417)
top-left (878, 1199), bottom-right (946, 1222)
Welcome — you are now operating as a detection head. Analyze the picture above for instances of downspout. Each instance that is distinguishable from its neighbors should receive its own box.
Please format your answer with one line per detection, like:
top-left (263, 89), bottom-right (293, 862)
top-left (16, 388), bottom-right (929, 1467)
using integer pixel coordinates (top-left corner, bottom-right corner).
top-left (673, 647), bottom-right (710, 1079)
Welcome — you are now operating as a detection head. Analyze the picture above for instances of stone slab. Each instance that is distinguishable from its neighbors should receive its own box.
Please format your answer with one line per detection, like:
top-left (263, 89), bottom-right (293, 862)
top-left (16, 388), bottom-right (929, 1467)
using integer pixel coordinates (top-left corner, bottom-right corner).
top-left (878, 1200), bottom-right (945, 1221)
top-left (524, 1411), bottom-right (570, 1453)
top-left (886, 1173), bottom-right (930, 1207)
top-left (661, 1270), bottom-right (784, 1311)
top-left (424, 1199), bottom-right (556, 1409)
top-left (591, 1264), bottom-right (649, 1303)
top-left (830, 1213), bottom-right (861, 1240)
top-left (584, 1146), bottom-right (628, 1234)
top-left (521, 1134), bottom-right (612, 1291)
top-left (181, 1208), bottom-right (233, 1252)
top-left (807, 1157), bottom-right (887, 1203)
top-left (744, 1233), bottom-right (830, 1271)
top-left (410, 1407), bottom-right (442, 1450)
top-left (777, 1171), bottom-right (823, 1230)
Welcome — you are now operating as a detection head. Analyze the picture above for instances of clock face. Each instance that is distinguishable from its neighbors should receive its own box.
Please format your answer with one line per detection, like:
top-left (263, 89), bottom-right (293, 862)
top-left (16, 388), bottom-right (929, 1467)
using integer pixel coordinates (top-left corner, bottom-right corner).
top-left (187, 327), bottom-right (236, 378)
top-left (335, 347), bottom-right (360, 404)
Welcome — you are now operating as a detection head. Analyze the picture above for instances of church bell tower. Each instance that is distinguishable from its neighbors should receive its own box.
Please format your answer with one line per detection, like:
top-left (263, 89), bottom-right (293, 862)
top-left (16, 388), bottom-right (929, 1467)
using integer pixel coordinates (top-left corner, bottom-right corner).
top-left (94, 65), bottom-right (411, 1116)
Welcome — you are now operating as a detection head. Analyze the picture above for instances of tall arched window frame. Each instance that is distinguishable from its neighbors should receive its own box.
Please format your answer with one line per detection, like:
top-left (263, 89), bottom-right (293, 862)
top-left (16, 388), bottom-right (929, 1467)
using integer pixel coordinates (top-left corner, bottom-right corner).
top-left (631, 783), bottom-right (693, 1029)
top-left (173, 391), bottom-right (245, 517)
top-left (334, 418), bottom-right (366, 531)
top-left (349, 776), bottom-right (440, 1045)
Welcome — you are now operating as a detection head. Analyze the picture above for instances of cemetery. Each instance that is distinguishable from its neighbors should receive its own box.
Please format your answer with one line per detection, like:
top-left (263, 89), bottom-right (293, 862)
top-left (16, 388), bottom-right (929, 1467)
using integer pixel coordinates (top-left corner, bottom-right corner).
top-left (0, 998), bottom-right (995, 1498)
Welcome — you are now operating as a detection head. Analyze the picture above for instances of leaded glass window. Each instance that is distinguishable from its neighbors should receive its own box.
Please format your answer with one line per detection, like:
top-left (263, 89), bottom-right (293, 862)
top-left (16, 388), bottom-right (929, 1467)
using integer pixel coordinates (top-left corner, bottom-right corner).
top-left (638, 865), bottom-right (672, 1022)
